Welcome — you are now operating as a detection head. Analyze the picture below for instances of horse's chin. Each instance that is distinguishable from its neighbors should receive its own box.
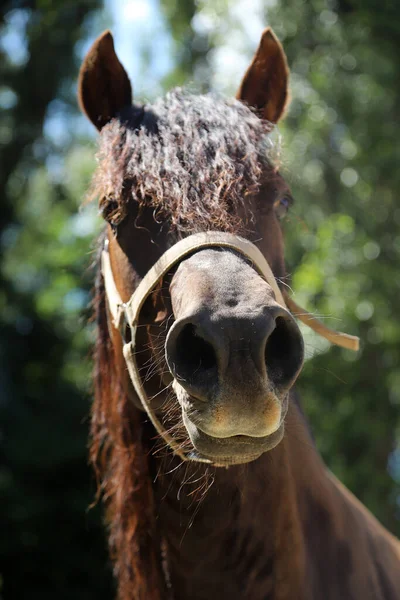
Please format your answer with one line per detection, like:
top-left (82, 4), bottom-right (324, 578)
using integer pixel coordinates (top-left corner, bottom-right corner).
top-left (182, 411), bottom-right (285, 467)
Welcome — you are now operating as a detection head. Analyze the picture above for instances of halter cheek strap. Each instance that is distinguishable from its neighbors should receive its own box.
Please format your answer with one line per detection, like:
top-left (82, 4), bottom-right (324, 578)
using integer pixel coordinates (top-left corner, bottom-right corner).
top-left (101, 232), bottom-right (360, 464)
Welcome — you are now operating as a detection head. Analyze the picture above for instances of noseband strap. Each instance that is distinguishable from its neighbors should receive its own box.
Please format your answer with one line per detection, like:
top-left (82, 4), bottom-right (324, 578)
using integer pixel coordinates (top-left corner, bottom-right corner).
top-left (103, 232), bottom-right (286, 333)
top-left (101, 232), bottom-right (359, 464)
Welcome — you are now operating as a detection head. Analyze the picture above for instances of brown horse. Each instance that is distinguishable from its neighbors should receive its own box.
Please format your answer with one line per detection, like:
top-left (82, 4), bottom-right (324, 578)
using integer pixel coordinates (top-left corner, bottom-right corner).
top-left (78, 28), bottom-right (400, 600)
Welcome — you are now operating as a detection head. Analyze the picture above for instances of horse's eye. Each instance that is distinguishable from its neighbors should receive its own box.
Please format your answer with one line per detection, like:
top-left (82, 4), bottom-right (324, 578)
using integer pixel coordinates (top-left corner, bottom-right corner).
top-left (100, 197), bottom-right (126, 232)
top-left (274, 195), bottom-right (293, 220)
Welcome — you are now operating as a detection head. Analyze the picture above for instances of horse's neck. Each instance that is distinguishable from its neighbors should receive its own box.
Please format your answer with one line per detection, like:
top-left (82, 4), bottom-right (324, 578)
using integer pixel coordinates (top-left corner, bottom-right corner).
top-left (154, 400), bottom-right (326, 600)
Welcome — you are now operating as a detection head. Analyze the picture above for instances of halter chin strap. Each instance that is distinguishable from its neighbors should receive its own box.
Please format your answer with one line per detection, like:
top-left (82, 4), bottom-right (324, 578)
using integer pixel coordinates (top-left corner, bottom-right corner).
top-left (101, 232), bottom-right (359, 464)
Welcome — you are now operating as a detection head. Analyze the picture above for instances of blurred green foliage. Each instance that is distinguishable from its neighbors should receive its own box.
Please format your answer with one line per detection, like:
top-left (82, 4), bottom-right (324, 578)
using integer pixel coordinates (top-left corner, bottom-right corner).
top-left (1, 0), bottom-right (399, 598)
top-left (268, 0), bottom-right (400, 533)
top-left (0, 2), bottom-right (113, 598)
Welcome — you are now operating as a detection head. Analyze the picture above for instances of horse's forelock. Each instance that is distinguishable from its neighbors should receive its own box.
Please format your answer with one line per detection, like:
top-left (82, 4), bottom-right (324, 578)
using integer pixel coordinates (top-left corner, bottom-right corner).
top-left (91, 89), bottom-right (276, 234)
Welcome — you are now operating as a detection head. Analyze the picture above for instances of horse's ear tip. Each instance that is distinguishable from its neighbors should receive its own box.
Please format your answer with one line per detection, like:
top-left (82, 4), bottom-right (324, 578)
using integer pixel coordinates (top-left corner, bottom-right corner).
top-left (260, 27), bottom-right (280, 46)
top-left (102, 30), bottom-right (114, 42)
top-left (91, 30), bottom-right (115, 53)
top-left (261, 27), bottom-right (273, 37)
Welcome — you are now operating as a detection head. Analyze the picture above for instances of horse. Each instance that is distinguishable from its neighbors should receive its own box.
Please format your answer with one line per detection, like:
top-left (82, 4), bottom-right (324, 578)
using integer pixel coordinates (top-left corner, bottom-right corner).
top-left (78, 28), bottom-right (400, 600)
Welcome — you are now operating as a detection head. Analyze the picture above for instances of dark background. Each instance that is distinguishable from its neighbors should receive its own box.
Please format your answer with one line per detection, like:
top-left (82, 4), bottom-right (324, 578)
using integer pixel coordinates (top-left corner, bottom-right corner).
top-left (1, 0), bottom-right (399, 597)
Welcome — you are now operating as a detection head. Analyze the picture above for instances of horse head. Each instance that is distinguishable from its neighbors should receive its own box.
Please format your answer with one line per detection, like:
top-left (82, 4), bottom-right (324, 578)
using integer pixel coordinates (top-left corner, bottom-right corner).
top-left (78, 29), bottom-right (304, 466)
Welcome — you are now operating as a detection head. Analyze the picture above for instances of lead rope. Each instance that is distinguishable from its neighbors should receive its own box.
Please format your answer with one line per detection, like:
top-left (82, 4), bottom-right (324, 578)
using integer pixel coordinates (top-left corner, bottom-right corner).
top-left (102, 232), bottom-right (360, 464)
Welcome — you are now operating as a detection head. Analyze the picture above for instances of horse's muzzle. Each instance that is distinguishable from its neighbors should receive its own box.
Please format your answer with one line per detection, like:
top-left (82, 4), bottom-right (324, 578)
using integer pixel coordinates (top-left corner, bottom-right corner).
top-left (165, 248), bottom-right (304, 445)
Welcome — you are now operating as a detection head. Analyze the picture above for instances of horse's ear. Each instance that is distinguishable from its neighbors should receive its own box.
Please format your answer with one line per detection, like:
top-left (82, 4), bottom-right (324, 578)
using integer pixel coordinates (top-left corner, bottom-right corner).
top-left (78, 30), bottom-right (132, 130)
top-left (236, 28), bottom-right (289, 123)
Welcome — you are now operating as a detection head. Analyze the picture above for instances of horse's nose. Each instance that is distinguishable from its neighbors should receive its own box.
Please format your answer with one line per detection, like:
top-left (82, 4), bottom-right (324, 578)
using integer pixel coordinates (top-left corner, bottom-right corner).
top-left (165, 305), bottom-right (304, 400)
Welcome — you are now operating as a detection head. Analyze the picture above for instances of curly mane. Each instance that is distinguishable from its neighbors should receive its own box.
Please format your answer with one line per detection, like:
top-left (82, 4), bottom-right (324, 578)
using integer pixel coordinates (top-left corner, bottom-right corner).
top-left (91, 244), bottom-right (167, 600)
top-left (91, 89), bottom-right (275, 233)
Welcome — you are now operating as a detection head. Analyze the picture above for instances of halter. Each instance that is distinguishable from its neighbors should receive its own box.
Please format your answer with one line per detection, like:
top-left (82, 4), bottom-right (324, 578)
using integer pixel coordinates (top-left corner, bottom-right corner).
top-left (101, 232), bottom-right (359, 464)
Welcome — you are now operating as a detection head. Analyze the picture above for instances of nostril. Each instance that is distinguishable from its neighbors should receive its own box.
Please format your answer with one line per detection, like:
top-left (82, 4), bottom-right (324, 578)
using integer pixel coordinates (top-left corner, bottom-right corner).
top-left (265, 316), bottom-right (304, 389)
top-left (168, 323), bottom-right (218, 386)
top-left (176, 324), bottom-right (217, 371)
